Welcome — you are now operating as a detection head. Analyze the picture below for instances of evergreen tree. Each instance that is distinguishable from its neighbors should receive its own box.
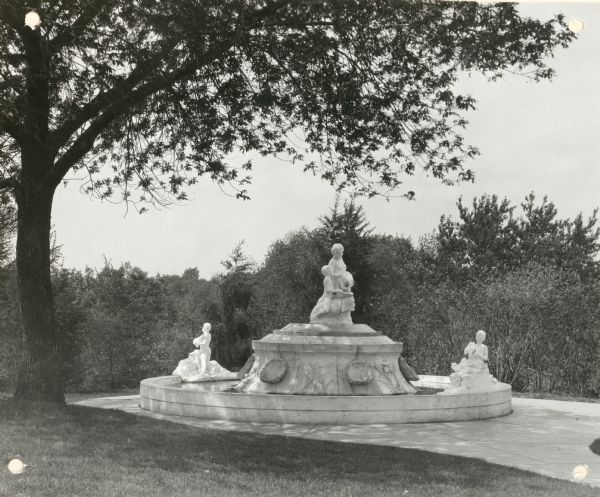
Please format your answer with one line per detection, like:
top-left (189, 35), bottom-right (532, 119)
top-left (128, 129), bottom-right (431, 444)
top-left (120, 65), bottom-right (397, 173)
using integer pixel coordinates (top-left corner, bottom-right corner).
top-left (249, 230), bottom-right (322, 333)
top-left (215, 241), bottom-right (255, 368)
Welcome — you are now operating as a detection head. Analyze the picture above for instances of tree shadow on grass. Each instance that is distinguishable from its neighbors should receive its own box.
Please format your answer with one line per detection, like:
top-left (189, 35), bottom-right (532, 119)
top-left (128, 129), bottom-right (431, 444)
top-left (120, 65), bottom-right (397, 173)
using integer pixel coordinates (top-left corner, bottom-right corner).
top-left (1, 400), bottom-right (597, 497)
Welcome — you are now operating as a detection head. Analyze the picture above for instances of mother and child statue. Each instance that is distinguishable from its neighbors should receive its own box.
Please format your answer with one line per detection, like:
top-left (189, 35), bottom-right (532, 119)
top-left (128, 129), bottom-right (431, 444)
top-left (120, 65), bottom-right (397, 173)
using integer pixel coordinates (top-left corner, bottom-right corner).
top-left (310, 243), bottom-right (356, 324)
top-left (172, 243), bottom-right (498, 392)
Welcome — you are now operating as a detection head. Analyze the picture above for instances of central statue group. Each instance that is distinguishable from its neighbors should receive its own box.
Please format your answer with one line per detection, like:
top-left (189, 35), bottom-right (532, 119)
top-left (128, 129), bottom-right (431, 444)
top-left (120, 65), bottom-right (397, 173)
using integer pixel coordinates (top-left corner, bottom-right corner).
top-left (309, 243), bottom-right (356, 325)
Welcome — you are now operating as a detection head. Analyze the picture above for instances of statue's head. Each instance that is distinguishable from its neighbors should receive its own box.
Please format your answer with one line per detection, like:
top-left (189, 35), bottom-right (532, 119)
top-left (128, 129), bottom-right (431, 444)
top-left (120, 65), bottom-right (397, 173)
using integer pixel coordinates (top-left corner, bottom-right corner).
top-left (321, 265), bottom-right (330, 277)
top-left (331, 243), bottom-right (344, 257)
top-left (202, 323), bottom-right (212, 333)
top-left (475, 330), bottom-right (486, 343)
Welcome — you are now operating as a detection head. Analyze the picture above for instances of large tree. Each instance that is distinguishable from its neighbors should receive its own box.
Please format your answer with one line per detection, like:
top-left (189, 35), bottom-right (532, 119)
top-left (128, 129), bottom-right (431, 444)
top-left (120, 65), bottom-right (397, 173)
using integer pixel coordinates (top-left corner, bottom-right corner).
top-left (0, 0), bottom-right (574, 401)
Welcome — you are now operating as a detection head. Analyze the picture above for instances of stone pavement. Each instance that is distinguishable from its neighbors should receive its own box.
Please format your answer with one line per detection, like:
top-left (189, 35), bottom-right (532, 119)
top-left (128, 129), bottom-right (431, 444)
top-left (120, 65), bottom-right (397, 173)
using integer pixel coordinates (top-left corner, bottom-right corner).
top-left (74, 395), bottom-right (600, 488)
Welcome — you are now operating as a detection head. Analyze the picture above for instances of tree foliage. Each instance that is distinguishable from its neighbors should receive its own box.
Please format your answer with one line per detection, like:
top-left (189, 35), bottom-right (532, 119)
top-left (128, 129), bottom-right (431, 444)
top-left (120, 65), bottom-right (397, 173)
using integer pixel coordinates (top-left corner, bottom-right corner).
top-left (436, 193), bottom-right (600, 281)
top-left (0, 197), bottom-right (15, 265)
top-left (249, 229), bottom-right (321, 333)
top-left (214, 241), bottom-right (255, 367)
top-left (0, 1), bottom-right (574, 202)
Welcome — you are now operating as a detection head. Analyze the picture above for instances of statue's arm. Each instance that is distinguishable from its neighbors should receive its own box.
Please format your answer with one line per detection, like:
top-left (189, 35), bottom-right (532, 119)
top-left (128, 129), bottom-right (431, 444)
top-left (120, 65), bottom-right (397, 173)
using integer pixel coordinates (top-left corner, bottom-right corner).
top-left (469, 345), bottom-right (488, 361)
top-left (481, 345), bottom-right (489, 361)
top-left (464, 342), bottom-right (475, 356)
top-left (194, 334), bottom-right (210, 347)
top-left (323, 277), bottom-right (334, 294)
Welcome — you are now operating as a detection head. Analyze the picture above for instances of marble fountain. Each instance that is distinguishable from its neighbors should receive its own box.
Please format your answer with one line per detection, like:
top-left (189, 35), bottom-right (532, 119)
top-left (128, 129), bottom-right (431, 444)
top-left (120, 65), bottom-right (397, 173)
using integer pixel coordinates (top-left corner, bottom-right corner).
top-left (140, 244), bottom-right (511, 424)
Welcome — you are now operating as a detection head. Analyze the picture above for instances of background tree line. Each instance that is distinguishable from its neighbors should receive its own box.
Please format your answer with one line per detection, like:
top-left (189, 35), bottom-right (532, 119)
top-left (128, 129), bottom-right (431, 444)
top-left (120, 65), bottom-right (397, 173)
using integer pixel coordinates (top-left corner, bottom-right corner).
top-left (1, 192), bottom-right (599, 397)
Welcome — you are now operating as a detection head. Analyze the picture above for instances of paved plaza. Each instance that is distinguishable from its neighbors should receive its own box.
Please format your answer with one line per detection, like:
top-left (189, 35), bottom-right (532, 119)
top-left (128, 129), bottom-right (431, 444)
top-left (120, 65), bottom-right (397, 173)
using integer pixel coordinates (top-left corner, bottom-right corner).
top-left (75, 395), bottom-right (600, 488)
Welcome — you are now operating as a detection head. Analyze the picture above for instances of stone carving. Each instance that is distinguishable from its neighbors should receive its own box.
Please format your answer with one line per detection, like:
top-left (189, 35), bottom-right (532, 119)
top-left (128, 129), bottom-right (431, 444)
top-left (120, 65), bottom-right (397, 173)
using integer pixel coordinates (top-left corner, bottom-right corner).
top-left (373, 361), bottom-right (407, 392)
top-left (310, 244), bottom-right (356, 324)
top-left (298, 361), bottom-right (336, 394)
top-left (238, 353), bottom-right (256, 379)
top-left (172, 323), bottom-right (238, 382)
top-left (398, 355), bottom-right (420, 381)
top-left (259, 359), bottom-right (288, 384)
top-left (444, 330), bottom-right (499, 393)
top-left (347, 361), bottom-right (372, 385)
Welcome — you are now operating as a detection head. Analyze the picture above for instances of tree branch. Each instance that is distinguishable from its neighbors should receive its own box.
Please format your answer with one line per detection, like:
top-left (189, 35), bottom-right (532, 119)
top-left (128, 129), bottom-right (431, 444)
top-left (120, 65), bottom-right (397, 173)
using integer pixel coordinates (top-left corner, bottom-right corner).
top-left (44, 0), bottom-right (319, 189)
top-left (49, 61), bottom-right (160, 153)
top-left (0, 1), bottom-right (22, 33)
top-left (0, 115), bottom-right (21, 143)
top-left (44, 55), bottom-right (216, 190)
top-left (48, 0), bottom-right (107, 55)
top-left (0, 175), bottom-right (19, 192)
top-left (50, 0), bottom-right (294, 153)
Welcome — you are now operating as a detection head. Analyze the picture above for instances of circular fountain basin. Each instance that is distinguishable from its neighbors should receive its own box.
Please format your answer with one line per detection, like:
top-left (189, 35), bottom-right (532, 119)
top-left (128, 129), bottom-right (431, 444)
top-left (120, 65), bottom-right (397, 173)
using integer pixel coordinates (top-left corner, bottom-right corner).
top-left (140, 375), bottom-right (512, 424)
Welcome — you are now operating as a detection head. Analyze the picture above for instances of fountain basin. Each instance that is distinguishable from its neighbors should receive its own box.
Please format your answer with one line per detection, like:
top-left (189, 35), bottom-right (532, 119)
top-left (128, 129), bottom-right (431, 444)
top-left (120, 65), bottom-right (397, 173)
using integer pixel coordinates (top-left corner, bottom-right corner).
top-left (140, 375), bottom-right (512, 424)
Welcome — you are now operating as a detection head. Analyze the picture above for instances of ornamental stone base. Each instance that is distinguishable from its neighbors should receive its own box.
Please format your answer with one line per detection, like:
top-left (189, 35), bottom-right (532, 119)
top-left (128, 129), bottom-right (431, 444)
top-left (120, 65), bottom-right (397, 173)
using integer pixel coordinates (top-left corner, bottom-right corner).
top-left (441, 371), bottom-right (501, 394)
top-left (234, 323), bottom-right (417, 395)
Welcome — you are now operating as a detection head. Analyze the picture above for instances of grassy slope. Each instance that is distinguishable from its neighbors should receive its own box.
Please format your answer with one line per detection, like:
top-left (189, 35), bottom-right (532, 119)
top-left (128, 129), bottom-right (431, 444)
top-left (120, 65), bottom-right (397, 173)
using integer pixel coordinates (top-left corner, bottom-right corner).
top-left (512, 391), bottom-right (600, 404)
top-left (0, 401), bottom-right (597, 497)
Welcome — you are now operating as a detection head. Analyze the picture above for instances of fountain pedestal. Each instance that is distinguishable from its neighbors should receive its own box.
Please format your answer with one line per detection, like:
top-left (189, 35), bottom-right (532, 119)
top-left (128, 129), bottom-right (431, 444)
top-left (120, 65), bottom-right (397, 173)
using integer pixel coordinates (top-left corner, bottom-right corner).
top-left (234, 323), bottom-right (417, 395)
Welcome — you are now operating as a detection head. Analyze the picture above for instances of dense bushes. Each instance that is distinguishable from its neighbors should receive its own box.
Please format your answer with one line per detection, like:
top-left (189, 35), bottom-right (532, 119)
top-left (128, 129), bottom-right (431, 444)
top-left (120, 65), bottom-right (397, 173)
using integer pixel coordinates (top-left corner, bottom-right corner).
top-left (0, 261), bottom-right (225, 392)
top-left (403, 264), bottom-right (600, 394)
top-left (1, 194), bottom-right (599, 397)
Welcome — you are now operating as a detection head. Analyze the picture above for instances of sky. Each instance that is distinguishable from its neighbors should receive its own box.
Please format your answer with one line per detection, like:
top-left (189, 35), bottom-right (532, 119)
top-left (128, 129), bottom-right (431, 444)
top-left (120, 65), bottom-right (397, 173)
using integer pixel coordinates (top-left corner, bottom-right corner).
top-left (51, 2), bottom-right (600, 279)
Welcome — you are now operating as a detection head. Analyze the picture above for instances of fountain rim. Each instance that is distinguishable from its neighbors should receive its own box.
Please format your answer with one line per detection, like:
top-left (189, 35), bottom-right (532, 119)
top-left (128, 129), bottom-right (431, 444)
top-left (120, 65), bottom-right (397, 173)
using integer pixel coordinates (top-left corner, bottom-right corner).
top-left (139, 375), bottom-right (512, 424)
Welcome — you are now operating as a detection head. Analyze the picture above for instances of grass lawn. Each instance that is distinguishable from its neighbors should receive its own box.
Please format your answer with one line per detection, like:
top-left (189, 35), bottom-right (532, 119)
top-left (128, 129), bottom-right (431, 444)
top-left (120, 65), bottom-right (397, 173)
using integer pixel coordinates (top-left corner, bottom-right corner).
top-left (64, 389), bottom-right (140, 403)
top-left (0, 389), bottom-right (140, 404)
top-left (0, 401), bottom-right (597, 497)
top-left (512, 391), bottom-right (600, 404)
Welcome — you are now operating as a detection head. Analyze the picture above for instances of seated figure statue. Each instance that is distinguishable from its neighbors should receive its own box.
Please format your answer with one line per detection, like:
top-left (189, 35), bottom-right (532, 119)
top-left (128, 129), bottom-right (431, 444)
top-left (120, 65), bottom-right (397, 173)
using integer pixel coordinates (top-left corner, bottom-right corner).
top-left (172, 323), bottom-right (237, 382)
top-left (451, 330), bottom-right (489, 375)
top-left (444, 330), bottom-right (498, 393)
top-left (310, 244), bottom-right (355, 324)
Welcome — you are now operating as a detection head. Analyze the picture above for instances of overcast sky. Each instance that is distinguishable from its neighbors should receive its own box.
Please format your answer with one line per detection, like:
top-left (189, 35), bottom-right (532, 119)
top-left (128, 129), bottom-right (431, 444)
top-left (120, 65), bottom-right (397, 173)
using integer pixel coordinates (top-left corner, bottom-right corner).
top-left (51, 2), bottom-right (600, 278)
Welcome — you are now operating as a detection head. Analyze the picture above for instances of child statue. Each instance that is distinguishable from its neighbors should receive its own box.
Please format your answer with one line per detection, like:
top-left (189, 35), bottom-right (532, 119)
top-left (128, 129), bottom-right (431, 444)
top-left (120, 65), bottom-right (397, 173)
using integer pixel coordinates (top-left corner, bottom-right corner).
top-left (327, 243), bottom-right (353, 292)
top-left (444, 330), bottom-right (498, 393)
top-left (172, 323), bottom-right (238, 382)
top-left (192, 322), bottom-right (213, 375)
top-left (451, 329), bottom-right (489, 375)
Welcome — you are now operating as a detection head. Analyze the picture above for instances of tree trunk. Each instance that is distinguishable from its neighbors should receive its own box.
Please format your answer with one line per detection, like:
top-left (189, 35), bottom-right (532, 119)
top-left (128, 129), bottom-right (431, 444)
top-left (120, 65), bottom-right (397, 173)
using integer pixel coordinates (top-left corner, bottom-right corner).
top-left (12, 187), bottom-right (64, 403)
